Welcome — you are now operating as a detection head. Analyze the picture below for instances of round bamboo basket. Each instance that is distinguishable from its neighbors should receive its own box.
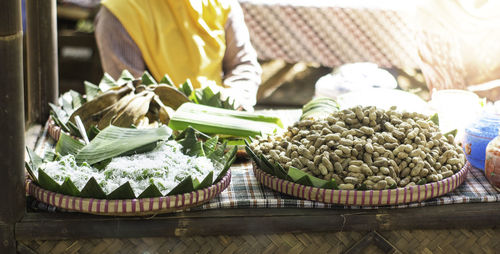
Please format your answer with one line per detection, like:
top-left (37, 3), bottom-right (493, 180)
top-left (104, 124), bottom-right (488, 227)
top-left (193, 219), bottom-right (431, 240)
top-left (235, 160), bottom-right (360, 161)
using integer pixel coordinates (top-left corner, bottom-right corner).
top-left (25, 170), bottom-right (231, 216)
top-left (253, 162), bottom-right (470, 206)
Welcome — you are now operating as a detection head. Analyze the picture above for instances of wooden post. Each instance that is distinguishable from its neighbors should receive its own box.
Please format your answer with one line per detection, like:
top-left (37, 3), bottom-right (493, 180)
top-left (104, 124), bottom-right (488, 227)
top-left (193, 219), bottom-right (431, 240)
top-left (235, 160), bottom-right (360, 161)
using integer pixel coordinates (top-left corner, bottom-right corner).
top-left (25, 0), bottom-right (59, 124)
top-left (0, 0), bottom-right (26, 253)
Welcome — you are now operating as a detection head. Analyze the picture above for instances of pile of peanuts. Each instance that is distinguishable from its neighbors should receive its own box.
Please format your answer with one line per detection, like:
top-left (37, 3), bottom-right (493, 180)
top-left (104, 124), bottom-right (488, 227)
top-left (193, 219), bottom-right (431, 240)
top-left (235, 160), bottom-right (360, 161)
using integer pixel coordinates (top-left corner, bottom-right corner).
top-left (249, 106), bottom-right (465, 190)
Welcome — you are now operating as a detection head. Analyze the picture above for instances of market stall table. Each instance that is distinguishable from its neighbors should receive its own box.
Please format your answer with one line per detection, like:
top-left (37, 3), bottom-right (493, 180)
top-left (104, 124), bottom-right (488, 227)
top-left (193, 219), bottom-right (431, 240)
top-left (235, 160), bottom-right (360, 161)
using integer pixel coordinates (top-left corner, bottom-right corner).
top-left (17, 110), bottom-right (500, 253)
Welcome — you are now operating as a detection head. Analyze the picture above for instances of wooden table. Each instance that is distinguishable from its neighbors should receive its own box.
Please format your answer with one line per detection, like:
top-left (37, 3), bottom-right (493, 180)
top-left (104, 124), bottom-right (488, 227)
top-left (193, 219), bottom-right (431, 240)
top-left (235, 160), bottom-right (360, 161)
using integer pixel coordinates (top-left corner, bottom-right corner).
top-left (16, 125), bottom-right (500, 253)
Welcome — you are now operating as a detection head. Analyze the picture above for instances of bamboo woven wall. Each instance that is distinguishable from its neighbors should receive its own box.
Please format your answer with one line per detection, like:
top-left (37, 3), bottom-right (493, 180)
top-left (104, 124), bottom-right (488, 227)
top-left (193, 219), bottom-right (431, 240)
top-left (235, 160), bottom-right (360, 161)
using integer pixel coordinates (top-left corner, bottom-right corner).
top-left (18, 229), bottom-right (500, 254)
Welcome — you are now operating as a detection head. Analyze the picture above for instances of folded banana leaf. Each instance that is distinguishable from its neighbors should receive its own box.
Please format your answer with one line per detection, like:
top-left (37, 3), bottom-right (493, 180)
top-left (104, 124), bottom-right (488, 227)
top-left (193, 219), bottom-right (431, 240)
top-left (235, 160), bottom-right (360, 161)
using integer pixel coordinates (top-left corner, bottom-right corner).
top-left (26, 126), bottom-right (237, 199)
top-left (169, 103), bottom-right (283, 138)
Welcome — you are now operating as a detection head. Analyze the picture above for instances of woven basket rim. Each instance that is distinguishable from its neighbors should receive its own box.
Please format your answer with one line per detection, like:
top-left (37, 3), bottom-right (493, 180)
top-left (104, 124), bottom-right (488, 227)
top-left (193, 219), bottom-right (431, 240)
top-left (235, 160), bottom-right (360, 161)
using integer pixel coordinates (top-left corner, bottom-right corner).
top-left (26, 170), bottom-right (231, 216)
top-left (253, 162), bottom-right (470, 206)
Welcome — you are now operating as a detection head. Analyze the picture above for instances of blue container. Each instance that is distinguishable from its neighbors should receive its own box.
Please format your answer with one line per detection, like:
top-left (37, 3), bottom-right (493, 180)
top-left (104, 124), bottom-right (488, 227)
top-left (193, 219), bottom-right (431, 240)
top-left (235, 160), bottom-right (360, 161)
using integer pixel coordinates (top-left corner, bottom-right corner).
top-left (463, 112), bottom-right (500, 170)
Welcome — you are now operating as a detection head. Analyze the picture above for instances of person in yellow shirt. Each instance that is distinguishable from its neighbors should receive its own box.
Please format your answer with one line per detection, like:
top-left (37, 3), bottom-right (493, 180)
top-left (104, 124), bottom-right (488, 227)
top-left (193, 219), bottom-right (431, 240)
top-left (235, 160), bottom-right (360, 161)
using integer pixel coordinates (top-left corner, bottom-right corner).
top-left (94, 0), bottom-right (262, 110)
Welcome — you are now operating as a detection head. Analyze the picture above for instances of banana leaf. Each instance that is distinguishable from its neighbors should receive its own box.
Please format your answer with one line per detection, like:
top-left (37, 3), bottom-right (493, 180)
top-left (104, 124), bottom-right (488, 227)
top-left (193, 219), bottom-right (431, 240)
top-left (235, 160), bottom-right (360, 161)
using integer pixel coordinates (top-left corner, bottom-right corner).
top-left (196, 171), bottom-right (213, 190)
top-left (38, 169), bottom-right (61, 193)
top-left (116, 70), bottom-right (135, 86)
top-left (30, 125), bottom-right (236, 200)
top-left (75, 125), bottom-right (172, 165)
top-left (178, 79), bottom-right (194, 97)
top-left (215, 145), bottom-right (237, 183)
top-left (55, 132), bottom-right (85, 156)
top-left (25, 147), bottom-right (42, 182)
top-left (429, 113), bottom-right (439, 126)
top-left (167, 176), bottom-right (194, 196)
top-left (80, 177), bottom-right (107, 199)
top-left (141, 71), bottom-right (157, 86)
top-left (169, 103), bottom-right (282, 138)
top-left (99, 73), bottom-right (118, 92)
top-left (60, 178), bottom-right (81, 196)
top-left (107, 182), bottom-right (136, 199)
top-left (159, 74), bottom-right (175, 87)
top-left (70, 90), bottom-right (84, 109)
top-left (84, 81), bottom-right (100, 101)
top-left (138, 184), bottom-right (163, 198)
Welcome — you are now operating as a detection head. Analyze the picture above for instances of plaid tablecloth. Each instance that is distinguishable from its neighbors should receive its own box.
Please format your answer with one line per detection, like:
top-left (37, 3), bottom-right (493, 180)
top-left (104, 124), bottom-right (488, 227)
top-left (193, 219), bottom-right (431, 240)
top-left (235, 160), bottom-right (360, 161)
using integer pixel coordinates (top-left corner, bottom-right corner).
top-left (32, 109), bottom-right (500, 211)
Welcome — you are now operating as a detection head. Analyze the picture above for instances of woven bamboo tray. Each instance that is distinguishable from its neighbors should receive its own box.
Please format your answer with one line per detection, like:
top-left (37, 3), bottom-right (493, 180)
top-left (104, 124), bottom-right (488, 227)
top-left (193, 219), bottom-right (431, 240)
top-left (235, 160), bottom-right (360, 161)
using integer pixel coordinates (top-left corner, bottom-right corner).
top-left (253, 162), bottom-right (470, 206)
top-left (25, 170), bottom-right (231, 216)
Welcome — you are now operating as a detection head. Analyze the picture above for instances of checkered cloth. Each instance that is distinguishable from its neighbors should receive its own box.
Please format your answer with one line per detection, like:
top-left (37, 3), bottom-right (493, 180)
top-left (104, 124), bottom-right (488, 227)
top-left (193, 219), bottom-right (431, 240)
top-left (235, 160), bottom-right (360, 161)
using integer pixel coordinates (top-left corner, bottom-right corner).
top-left (31, 109), bottom-right (500, 211)
top-left (240, 0), bottom-right (420, 69)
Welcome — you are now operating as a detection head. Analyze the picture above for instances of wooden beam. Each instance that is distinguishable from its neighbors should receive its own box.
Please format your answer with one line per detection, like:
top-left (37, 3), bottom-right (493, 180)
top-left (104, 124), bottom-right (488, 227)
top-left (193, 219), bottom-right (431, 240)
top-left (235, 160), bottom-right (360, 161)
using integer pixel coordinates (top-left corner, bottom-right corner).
top-left (25, 0), bottom-right (59, 124)
top-left (0, 0), bottom-right (26, 253)
top-left (15, 203), bottom-right (500, 240)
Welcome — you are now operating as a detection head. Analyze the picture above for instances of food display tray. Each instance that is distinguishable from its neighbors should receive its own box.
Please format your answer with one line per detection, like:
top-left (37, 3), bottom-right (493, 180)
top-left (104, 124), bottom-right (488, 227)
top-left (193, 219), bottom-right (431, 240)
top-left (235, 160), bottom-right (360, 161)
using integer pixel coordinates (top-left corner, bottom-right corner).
top-left (26, 170), bottom-right (231, 216)
top-left (253, 162), bottom-right (470, 206)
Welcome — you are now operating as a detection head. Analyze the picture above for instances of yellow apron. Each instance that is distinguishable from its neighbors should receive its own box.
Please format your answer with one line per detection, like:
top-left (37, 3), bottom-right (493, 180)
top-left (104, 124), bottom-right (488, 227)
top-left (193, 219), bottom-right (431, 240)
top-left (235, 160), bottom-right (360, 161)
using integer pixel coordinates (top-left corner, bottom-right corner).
top-left (102, 0), bottom-right (230, 88)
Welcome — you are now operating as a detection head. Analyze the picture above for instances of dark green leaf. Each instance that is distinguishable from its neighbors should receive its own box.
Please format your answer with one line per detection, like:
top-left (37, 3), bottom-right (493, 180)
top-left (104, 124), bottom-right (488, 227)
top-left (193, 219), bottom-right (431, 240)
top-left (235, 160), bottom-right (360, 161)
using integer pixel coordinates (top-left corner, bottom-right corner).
top-left (138, 184), bottom-right (163, 198)
top-left (417, 179), bottom-right (427, 185)
top-left (357, 183), bottom-right (368, 191)
top-left (107, 182), bottom-right (136, 199)
top-left (215, 146), bottom-right (237, 183)
top-left (287, 166), bottom-right (308, 182)
top-left (92, 158), bottom-right (111, 171)
top-left (141, 71), bottom-right (157, 86)
top-left (258, 154), bottom-right (275, 175)
top-left (321, 180), bottom-right (338, 190)
top-left (50, 111), bottom-right (70, 133)
top-left (179, 79), bottom-right (194, 97)
top-left (80, 177), bottom-right (107, 199)
top-left (389, 183), bottom-right (397, 189)
top-left (244, 140), bottom-right (262, 168)
top-left (175, 126), bottom-right (211, 140)
top-left (192, 178), bottom-right (201, 189)
top-left (273, 162), bottom-right (288, 180)
top-left (159, 74), bottom-right (175, 87)
top-left (84, 81), bottom-right (99, 101)
top-left (38, 169), bottom-right (61, 193)
top-left (203, 136), bottom-right (219, 155)
top-left (296, 175), bottom-right (313, 187)
top-left (430, 113), bottom-right (439, 126)
top-left (66, 120), bottom-right (82, 138)
top-left (87, 126), bottom-right (100, 141)
top-left (60, 178), bottom-right (81, 196)
top-left (306, 174), bottom-right (330, 188)
top-left (167, 176), bottom-right (194, 196)
top-left (208, 141), bottom-right (227, 165)
top-left (186, 141), bottom-right (205, 157)
top-left (197, 171), bottom-right (213, 190)
top-left (179, 127), bottom-right (198, 155)
top-left (118, 141), bottom-right (158, 158)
